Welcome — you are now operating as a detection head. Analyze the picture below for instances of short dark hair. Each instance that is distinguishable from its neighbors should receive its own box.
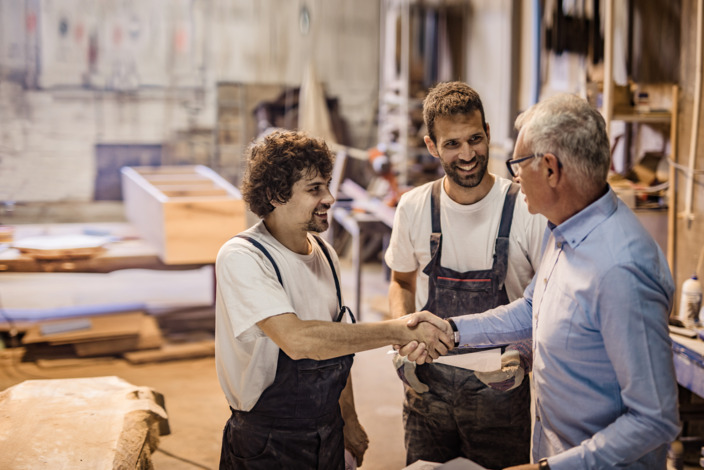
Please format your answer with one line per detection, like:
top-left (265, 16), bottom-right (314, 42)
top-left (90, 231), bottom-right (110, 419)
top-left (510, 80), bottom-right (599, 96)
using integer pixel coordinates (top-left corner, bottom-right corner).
top-left (241, 130), bottom-right (334, 218)
top-left (423, 81), bottom-right (487, 143)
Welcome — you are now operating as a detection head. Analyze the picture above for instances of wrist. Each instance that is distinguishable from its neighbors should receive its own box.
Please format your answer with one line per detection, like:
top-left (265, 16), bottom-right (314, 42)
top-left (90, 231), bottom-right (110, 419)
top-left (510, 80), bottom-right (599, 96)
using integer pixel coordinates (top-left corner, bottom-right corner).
top-left (447, 318), bottom-right (459, 347)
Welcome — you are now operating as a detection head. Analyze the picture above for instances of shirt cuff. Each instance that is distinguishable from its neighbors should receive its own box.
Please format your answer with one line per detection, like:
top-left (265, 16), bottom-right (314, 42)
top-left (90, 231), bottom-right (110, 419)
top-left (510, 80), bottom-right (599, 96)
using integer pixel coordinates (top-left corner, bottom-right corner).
top-left (447, 318), bottom-right (460, 347)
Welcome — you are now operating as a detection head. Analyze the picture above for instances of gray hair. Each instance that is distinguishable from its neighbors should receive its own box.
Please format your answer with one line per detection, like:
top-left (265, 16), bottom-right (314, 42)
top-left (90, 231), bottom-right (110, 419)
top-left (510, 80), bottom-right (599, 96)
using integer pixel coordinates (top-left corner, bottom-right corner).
top-left (515, 94), bottom-right (610, 197)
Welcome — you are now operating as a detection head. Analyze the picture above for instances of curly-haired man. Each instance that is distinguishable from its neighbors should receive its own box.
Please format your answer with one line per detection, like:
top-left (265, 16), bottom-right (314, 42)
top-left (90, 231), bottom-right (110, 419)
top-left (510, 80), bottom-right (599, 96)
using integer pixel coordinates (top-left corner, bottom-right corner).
top-left (215, 130), bottom-right (453, 469)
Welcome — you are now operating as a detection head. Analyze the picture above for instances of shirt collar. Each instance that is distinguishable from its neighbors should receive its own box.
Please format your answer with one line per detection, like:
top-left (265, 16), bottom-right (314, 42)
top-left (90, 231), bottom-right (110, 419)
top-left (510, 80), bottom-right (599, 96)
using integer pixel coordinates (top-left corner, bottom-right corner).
top-left (548, 186), bottom-right (617, 249)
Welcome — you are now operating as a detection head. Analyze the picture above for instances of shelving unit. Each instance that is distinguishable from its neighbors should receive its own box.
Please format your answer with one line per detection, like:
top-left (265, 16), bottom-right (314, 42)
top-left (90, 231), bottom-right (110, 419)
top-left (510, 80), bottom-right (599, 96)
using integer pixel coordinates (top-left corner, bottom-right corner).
top-left (377, 0), bottom-right (468, 187)
top-left (601, 0), bottom-right (679, 269)
top-left (213, 83), bottom-right (284, 187)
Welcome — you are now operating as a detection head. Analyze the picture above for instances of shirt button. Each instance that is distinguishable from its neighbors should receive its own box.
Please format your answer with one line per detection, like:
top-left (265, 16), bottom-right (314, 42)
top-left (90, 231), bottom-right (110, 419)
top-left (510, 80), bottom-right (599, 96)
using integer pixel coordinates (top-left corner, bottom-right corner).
top-left (557, 242), bottom-right (563, 249)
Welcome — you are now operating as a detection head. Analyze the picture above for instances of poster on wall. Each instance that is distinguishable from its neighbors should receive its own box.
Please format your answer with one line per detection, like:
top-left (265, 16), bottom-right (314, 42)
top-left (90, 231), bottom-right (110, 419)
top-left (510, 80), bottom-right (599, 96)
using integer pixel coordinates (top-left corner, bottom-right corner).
top-left (36, 0), bottom-right (202, 89)
top-left (0, 0), bottom-right (39, 85)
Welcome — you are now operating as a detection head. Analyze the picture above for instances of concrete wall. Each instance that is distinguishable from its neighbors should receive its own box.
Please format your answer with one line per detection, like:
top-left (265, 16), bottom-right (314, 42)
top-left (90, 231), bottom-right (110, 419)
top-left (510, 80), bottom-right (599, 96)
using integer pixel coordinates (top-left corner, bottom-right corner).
top-left (0, 0), bottom-right (380, 203)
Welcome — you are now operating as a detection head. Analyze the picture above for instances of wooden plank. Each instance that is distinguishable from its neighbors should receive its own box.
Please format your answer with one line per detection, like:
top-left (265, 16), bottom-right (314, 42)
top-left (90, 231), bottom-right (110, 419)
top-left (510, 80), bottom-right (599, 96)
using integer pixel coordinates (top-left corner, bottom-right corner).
top-left (22, 311), bottom-right (146, 345)
top-left (123, 340), bottom-right (214, 364)
top-left (0, 376), bottom-right (167, 470)
top-left (161, 199), bottom-right (245, 264)
top-left (160, 188), bottom-right (229, 198)
top-left (73, 315), bottom-right (163, 357)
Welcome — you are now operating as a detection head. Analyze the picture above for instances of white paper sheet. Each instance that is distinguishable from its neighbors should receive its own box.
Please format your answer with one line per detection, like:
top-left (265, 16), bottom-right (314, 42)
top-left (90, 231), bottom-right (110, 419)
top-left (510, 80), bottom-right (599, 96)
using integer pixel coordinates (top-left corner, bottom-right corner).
top-left (404, 457), bottom-right (487, 470)
top-left (434, 348), bottom-right (502, 372)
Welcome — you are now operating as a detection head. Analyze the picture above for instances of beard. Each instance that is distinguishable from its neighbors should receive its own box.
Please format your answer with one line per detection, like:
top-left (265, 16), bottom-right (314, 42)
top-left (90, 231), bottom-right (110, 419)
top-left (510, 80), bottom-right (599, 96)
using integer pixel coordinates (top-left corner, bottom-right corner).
top-left (304, 205), bottom-right (331, 233)
top-left (441, 150), bottom-right (489, 188)
top-left (305, 218), bottom-right (329, 233)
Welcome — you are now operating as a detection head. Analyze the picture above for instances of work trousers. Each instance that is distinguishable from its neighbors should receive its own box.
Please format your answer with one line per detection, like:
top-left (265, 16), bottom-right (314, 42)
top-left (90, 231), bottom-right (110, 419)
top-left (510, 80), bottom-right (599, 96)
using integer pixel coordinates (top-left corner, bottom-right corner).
top-left (404, 364), bottom-right (531, 469)
top-left (219, 409), bottom-right (345, 470)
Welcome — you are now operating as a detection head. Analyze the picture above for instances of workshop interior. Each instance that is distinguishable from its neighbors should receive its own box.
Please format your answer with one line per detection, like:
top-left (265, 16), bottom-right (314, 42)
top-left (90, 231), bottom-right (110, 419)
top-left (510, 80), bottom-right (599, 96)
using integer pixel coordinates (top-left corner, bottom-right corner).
top-left (1, 0), bottom-right (704, 469)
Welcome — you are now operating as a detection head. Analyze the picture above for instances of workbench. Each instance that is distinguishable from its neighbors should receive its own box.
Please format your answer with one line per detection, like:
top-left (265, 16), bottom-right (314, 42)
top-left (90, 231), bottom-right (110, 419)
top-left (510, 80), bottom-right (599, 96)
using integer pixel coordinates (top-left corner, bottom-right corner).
top-left (0, 376), bottom-right (168, 469)
top-left (0, 222), bottom-right (215, 330)
top-left (670, 333), bottom-right (704, 438)
top-left (0, 222), bottom-right (207, 273)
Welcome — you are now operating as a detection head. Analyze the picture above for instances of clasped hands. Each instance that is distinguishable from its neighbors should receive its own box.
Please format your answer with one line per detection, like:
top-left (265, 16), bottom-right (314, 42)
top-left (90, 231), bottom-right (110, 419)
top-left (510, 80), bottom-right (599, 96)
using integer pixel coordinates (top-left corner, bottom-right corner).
top-left (395, 311), bottom-right (453, 364)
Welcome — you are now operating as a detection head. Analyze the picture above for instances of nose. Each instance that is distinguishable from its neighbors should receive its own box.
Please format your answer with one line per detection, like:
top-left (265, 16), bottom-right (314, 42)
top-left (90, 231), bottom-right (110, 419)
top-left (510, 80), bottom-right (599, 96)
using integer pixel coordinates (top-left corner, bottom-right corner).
top-left (322, 186), bottom-right (335, 205)
top-left (459, 144), bottom-right (476, 160)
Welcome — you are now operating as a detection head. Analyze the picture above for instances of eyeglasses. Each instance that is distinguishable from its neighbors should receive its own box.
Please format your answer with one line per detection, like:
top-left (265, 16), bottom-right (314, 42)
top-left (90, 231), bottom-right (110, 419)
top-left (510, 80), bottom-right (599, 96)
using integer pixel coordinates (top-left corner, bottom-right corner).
top-left (506, 154), bottom-right (542, 178)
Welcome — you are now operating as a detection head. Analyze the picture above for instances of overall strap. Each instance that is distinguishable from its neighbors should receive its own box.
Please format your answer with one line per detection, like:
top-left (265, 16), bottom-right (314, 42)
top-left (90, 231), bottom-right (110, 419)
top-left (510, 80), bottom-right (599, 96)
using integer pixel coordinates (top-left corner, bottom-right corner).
top-left (492, 182), bottom-right (520, 287)
top-left (428, 179), bottom-right (444, 258)
top-left (497, 182), bottom-right (520, 238)
top-left (236, 235), bottom-right (283, 287)
top-left (312, 235), bottom-right (356, 324)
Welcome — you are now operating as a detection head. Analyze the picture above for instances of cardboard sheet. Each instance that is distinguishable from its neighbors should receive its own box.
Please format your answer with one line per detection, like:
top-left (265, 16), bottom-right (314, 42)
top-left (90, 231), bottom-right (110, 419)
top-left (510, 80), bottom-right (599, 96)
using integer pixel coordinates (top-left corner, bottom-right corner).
top-left (434, 348), bottom-right (502, 372)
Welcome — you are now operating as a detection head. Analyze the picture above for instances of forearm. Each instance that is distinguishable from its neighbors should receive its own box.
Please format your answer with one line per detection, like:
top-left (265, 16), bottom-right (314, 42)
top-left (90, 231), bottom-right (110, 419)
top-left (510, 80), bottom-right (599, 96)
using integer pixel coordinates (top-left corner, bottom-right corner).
top-left (388, 283), bottom-right (415, 318)
top-left (388, 271), bottom-right (416, 318)
top-left (453, 298), bottom-right (533, 347)
top-left (339, 374), bottom-right (369, 465)
top-left (261, 314), bottom-right (442, 361)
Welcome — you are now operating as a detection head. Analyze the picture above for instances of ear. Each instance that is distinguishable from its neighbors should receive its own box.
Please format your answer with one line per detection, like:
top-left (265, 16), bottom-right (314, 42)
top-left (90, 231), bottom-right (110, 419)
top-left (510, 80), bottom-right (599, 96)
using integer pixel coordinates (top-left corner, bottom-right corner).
top-left (266, 189), bottom-right (280, 208)
top-left (485, 122), bottom-right (491, 145)
top-left (543, 153), bottom-right (561, 188)
top-left (424, 135), bottom-right (439, 158)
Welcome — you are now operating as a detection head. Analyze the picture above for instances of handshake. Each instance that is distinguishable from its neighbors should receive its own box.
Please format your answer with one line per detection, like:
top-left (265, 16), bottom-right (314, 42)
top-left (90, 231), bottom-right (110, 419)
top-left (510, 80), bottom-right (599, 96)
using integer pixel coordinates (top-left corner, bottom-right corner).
top-left (392, 311), bottom-right (531, 394)
top-left (393, 311), bottom-right (455, 365)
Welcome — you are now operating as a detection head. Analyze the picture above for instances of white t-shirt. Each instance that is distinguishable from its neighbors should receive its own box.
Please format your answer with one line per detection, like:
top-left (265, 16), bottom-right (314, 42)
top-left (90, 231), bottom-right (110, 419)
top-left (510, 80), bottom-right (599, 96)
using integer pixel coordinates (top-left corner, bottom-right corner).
top-left (384, 176), bottom-right (546, 311)
top-left (215, 220), bottom-right (345, 411)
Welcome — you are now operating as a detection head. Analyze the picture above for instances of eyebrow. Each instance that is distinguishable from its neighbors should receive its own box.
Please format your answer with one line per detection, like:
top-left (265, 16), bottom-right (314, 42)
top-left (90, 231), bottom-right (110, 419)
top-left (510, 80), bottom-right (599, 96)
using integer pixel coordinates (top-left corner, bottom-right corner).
top-left (304, 178), bottom-right (329, 187)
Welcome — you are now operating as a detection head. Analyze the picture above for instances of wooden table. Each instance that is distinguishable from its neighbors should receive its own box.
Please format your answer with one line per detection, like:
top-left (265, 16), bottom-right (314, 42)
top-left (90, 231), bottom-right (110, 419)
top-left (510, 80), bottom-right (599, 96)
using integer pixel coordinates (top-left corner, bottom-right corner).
top-left (0, 222), bottom-right (207, 273)
top-left (0, 222), bottom-right (214, 332)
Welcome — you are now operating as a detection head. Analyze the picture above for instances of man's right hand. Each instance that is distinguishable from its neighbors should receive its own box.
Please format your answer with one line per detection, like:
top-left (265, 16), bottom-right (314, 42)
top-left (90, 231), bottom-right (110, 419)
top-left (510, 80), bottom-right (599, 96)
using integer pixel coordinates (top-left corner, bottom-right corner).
top-left (397, 311), bottom-right (453, 363)
top-left (395, 311), bottom-right (453, 364)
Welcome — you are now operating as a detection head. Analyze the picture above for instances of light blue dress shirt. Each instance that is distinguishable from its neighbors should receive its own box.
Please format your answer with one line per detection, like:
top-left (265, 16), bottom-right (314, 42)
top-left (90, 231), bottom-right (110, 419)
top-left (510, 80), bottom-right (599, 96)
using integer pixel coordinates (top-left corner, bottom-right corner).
top-left (453, 187), bottom-right (680, 469)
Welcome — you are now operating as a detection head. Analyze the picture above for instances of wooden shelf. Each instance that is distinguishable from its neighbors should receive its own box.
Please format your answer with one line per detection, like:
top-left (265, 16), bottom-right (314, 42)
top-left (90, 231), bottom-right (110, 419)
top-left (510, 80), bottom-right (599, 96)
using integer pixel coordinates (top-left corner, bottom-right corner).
top-left (612, 109), bottom-right (672, 124)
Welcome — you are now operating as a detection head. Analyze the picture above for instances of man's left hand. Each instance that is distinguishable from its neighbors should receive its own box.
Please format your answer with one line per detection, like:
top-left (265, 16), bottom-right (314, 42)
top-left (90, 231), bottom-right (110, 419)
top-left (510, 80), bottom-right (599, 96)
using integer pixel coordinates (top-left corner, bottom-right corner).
top-left (343, 418), bottom-right (369, 466)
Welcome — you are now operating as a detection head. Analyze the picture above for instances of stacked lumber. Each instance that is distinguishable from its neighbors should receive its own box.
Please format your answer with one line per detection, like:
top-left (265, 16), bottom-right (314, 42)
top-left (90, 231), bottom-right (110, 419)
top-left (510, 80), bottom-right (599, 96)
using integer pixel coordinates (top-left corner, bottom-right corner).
top-left (21, 311), bottom-right (162, 357)
top-left (19, 310), bottom-right (216, 364)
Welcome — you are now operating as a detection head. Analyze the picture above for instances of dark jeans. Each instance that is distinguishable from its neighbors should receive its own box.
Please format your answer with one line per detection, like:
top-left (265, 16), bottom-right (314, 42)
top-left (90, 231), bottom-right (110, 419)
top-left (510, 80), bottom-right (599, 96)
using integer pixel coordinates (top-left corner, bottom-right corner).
top-left (404, 364), bottom-right (531, 469)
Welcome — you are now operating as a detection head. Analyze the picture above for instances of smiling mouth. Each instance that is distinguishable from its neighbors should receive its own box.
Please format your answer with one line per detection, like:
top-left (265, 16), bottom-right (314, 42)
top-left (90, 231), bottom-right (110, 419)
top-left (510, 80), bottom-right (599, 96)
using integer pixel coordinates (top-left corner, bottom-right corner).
top-left (455, 158), bottom-right (478, 173)
top-left (314, 210), bottom-right (328, 217)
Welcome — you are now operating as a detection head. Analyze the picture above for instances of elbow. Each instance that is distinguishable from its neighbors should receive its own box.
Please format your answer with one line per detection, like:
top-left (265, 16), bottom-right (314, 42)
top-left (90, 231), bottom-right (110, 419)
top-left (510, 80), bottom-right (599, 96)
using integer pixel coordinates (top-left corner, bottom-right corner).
top-left (278, 339), bottom-right (320, 361)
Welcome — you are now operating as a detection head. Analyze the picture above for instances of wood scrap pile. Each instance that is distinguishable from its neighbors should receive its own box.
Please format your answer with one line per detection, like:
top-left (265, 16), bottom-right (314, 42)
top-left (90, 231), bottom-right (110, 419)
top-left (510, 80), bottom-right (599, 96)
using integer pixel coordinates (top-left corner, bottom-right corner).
top-left (21, 311), bottom-right (162, 357)
top-left (19, 310), bottom-right (215, 364)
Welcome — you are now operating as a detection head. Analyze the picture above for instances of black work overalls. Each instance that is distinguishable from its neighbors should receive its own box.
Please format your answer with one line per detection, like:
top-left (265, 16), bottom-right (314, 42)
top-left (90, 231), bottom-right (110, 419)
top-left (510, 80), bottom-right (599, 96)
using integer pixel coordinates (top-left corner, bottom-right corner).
top-left (220, 235), bottom-right (355, 470)
top-left (403, 179), bottom-right (531, 468)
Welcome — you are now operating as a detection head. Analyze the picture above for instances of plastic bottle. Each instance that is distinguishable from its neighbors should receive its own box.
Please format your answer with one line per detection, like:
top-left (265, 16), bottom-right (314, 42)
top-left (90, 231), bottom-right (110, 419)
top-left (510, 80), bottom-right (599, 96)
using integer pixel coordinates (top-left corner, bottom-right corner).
top-left (679, 274), bottom-right (702, 328)
top-left (667, 440), bottom-right (683, 470)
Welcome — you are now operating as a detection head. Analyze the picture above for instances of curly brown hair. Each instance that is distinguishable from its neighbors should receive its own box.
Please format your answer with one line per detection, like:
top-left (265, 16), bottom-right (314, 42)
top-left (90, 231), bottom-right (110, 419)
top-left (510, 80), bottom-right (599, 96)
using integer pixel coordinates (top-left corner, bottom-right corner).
top-left (423, 81), bottom-right (487, 143)
top-left (241, 130), bottom-right (334, 218)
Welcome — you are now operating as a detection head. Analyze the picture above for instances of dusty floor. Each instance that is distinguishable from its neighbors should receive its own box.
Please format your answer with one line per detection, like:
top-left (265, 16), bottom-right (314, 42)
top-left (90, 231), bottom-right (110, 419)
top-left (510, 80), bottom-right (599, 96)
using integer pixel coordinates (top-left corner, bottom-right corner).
top-left (1, 227), bottom-right (699, 469)
top-left (0, 256), bottom-right (408, 470)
